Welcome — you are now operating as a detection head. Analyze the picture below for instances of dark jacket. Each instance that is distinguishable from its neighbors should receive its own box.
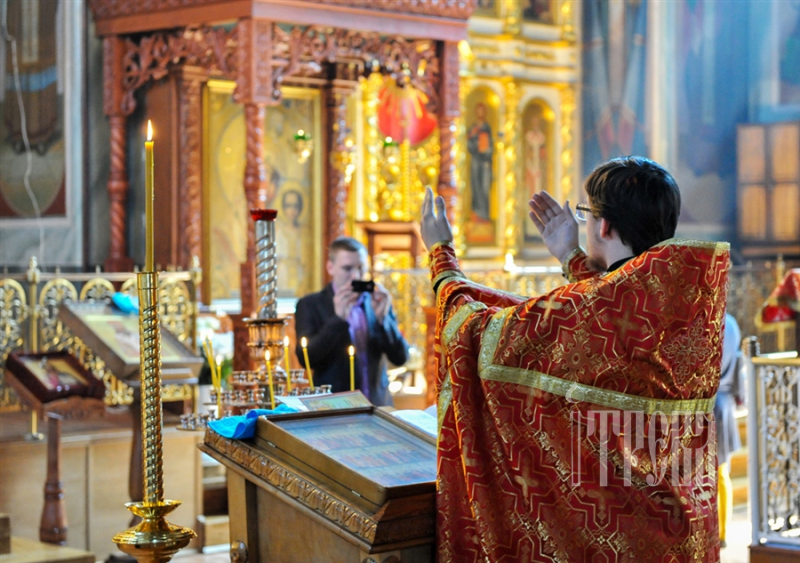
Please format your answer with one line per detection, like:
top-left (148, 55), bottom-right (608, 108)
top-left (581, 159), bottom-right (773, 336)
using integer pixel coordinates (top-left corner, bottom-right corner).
top-left (294, 284), bottom-right (409, 406)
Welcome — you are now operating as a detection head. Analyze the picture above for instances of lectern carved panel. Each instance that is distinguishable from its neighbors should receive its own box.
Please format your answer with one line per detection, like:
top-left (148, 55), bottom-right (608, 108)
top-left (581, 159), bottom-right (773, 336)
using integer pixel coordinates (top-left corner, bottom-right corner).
top-left (204, 431), bottom-right (379, 542)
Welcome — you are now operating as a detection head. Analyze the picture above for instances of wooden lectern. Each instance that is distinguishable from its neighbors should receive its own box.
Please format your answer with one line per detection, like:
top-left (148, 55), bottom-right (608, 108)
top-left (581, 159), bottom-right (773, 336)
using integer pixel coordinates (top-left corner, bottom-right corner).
top-left (200, 407), bottom-right (436, 562)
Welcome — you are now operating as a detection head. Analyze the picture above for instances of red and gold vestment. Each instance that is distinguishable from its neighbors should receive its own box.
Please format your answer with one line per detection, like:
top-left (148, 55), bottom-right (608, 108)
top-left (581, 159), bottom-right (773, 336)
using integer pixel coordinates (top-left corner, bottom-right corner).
top-left (430, 239), bottom-right (730, 563)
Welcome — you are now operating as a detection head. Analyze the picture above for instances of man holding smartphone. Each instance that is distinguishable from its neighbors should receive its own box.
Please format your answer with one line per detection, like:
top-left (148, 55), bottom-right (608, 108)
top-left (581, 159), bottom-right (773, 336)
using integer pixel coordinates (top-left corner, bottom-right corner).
top-left (294, 236), bottom-right (409, 406)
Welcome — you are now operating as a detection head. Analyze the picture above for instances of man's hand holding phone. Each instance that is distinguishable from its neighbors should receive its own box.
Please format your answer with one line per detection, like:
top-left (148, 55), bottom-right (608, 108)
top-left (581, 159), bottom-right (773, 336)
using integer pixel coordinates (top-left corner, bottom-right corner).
top-left (333, 283), bottom-right (360, 320)
top-left (351, 280), bottom-right (375, 293)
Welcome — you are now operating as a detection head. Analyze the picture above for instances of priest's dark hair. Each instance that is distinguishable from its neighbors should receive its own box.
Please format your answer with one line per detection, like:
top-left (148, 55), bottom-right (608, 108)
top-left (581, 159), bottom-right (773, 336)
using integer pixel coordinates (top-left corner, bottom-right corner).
top-left (584, 156), bottom-right (681, 256)
top-left (328, 236), bottom-right (367, 261)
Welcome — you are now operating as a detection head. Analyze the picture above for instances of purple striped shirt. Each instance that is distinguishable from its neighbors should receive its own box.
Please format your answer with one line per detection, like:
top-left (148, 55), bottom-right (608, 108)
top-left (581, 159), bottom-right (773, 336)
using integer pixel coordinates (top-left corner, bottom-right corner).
top-left (347, 293), bottom-right (370, 400)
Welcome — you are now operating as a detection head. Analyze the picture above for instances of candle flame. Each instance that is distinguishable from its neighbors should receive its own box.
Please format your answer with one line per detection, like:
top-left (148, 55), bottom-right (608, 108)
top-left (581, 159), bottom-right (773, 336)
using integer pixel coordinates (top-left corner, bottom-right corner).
top-left (265, 349), bottom-right (270, 362)
top-left (283, 336), bottom-right (289, 346)
top-left (301, 337), bottom-right (307, 348)
top-left (147, 120), bottom-right (153, 141)
top-left (348, 345), bottom-right (355, 357)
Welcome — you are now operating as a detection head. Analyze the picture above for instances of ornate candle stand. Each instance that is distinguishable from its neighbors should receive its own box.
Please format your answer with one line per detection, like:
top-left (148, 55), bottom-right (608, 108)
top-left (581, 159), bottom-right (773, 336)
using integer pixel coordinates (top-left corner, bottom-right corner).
top-left (113, 272), bottom-right (195, 563)
top-left (245, 208), bottom-right (288, 379)
top-left (229, 209), bottom-right (331, 415)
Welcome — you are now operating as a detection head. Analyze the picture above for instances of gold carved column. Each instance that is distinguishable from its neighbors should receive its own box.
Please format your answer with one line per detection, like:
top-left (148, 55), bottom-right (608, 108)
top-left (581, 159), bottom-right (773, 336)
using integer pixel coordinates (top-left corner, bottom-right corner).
top-left (437, 40), bottom-right (461, 231)
top-left (560, 85), bottom-right (578, 205)
top-left (502, 79), bottom-right (519, 256)
top-left (103, 36), bottom-right (134, 272)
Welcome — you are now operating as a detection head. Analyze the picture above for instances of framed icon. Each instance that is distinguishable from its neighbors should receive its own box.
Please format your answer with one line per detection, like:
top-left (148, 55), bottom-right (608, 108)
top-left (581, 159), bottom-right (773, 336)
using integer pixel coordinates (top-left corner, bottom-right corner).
top-left (5, 351), bottom-right (105, 405)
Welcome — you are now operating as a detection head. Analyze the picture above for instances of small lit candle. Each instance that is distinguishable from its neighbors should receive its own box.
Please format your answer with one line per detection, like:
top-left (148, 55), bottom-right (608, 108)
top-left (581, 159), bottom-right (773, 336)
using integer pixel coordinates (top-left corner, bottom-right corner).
top-left (348, 345), bottom-right (355, 392)
top-left (301, 337), bottom-right (314, 390)
top-left (145, 120), bottom-right (154, 272)
top-left (265, 350), bottom-right (275, 410)
top-left (203, 337), bottom-right (223, 417)
top-left (214, 354), bottom-right (223, 415)
top-left (283, 336), bottom-right (292, 392)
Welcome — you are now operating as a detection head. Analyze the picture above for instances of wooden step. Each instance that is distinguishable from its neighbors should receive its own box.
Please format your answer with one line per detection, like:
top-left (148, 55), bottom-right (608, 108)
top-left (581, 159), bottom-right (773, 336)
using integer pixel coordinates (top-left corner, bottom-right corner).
top-left (196, 514), bottom-right (230, 550)
top-left (750, 542), bottom-right (800, 563)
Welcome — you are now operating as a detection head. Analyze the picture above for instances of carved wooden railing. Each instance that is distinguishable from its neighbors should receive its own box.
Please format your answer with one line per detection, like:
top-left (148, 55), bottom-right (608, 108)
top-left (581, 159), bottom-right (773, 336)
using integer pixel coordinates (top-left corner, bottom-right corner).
top-left (745, 339), bottom-right (800, 550)
top-left (0, 258), bottom-right (202, 411)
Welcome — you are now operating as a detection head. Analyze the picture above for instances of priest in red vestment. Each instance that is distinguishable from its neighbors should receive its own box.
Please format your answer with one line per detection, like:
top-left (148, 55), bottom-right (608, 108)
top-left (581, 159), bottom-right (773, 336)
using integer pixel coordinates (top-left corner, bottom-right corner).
top-left (421, 157), bottom-right (729, 563)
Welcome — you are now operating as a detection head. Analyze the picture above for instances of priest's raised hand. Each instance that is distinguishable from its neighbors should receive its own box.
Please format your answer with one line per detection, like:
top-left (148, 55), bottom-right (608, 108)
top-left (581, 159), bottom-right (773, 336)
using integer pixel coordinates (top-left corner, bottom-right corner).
top-left (528, 190), bottom-right (579, 264)
top-left (420, 187), bottom-right (454, 250)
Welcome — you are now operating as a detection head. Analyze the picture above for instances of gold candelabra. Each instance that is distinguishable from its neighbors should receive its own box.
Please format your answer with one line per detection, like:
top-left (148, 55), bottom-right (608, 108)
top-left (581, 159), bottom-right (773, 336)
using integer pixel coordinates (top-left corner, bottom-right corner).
top-left (113, 272), bottom-right (195, 563)
top-left (114, 127), bottom-right (194, 563)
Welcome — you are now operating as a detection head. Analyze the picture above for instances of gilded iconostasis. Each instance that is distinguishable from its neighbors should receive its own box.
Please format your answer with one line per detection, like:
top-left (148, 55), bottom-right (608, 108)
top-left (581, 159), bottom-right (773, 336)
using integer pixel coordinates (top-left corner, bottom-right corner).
top-left (197, 0), bottom-right (579, 303)
top-left (461, 0), bottom-right (579, 260)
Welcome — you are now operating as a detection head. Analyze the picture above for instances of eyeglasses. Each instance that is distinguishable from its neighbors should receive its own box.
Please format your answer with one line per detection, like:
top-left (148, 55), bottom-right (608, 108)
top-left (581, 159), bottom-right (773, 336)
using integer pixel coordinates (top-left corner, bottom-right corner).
top-left (575, 203), bottom-right (594, 222)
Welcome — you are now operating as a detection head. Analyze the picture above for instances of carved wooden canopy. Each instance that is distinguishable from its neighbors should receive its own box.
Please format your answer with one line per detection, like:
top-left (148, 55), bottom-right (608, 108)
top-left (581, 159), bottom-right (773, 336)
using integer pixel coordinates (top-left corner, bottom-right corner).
top-left (90, 0), bottom-right (474, 38)
top-left (90, 0), bottom-right (474, 114)
top-left (89, 0), bottom-right (471, 339)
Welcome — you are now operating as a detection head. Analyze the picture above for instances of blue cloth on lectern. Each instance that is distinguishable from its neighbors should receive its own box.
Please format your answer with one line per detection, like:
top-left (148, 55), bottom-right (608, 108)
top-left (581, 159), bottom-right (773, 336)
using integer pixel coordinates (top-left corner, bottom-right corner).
top-left (208, 404), bottom-right (298, 439)
top-left (111, 292), bottom-right (139, 313)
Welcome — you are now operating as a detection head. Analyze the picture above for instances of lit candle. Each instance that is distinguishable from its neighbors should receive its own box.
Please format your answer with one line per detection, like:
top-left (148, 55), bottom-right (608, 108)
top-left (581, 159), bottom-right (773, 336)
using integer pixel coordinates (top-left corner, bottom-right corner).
top-left (283, 336), bottom-right (292, 392)
top-left (348, 345), bottom-right (355, 392)
top-left (301, 337), bottom-right (314, 390)
top-left (145, 120), bottom-right (154, 272)
top-left (203, 337), bottom-right (223, 417)
top-left (265, 350), bottom-right (275, 410)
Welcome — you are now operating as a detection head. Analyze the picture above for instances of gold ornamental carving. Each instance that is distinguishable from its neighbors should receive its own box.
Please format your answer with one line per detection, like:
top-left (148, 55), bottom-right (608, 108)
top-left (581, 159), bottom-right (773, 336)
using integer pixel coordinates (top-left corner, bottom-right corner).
top-left (38, 278), bottom-right (78, 351)
top-left (363, 73), bottom-right (383, 223)
top-left (204, 430), bottom-right (379, 542)
top-left (0, 279), bottom-right (26, 363)
top-left (161, 384), bottom-right (193, 403)
top-left (158, 277), bottom-right (192, 344)
top-left (559, 85), bottom-right (577, 205)
top-left (79, 278), bottom-right (115, 302)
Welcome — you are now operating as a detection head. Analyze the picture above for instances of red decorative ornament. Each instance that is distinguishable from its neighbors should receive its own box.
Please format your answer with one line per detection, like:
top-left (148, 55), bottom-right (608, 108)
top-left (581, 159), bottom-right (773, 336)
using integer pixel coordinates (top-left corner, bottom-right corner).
top-left (760, 269), bottom-right (800, 324)
top-left (377, 81), bottom-right (437, 146)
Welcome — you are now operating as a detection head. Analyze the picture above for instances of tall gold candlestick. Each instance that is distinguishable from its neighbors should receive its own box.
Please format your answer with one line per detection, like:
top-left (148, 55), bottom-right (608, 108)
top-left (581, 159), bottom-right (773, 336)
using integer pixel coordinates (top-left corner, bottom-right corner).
top-left (283, 336), bottom-right (292, 392)
top-left (113, 134), bottom-right (195, 563)
top-left (145, 121), bottom-right (154, 272)
top-left (348, 345), bottom-right (355, 392)
top-left (265, 350), bottom-right (275, 410)
top-left (301, 337), bottom-right (314, 390)
top-left (138, 275), bottom-right (163, 503)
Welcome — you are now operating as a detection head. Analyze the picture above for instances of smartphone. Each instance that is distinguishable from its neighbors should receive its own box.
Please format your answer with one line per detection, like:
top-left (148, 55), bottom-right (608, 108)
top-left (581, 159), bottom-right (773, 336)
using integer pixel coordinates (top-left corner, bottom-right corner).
top-left (351, 280), bottom-right (375, 293)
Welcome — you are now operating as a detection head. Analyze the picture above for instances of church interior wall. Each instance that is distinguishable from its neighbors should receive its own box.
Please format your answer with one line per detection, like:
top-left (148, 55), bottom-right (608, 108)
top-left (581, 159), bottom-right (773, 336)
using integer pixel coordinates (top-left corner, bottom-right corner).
top-left (0, 0), bottom-right (85, 269)
top-left (85, 13), bottom-right (111, 269)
